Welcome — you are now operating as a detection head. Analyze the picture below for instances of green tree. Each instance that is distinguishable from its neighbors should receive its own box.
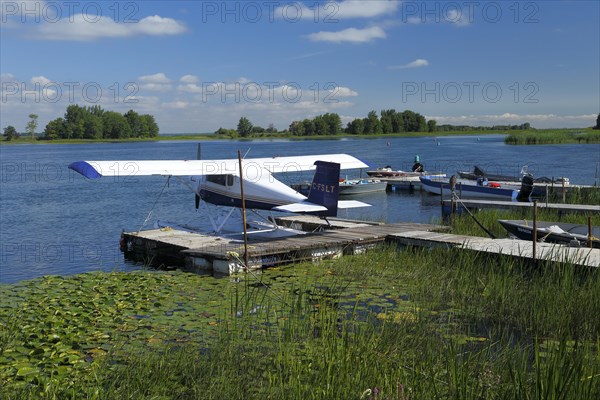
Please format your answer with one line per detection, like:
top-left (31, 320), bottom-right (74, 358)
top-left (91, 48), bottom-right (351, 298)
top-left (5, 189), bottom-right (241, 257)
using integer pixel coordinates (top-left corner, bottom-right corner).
top-left (427, 119), bottom-right (437, 133)
top-left (595, 113), bottom-right (600, 130)
top-left (380, 110), bottom-right (395, 134)
top-left (322, 113), bottom-right (342, 134)
top-left (26, 114), bottom-right (38, 140)
top-left (313, 115), bottom-right (329, 135)
top-left (83, 114), bottom-right (103, 139)
top-left (64, 105), bottom-right (86, 139)
top-left (237, 117), bottom-right (253, 137)
top-left (416, 113), bottom-right (428, 132)
top-left (102, 111), bottom-right (132, 139)
top-left (43, 118), bottom-right (64, 140)
top-left (302, 119), bottom-right (315, 136)
top-left (289, 121), bottom-right (305, 136)
top-left (140, 114), bottom-right (159, 137)
top-left (125, 110), bottom-right (143, 137)
top-left (347, 118), bottom-right (364, 135)
top-left (3, 125), bottom-right (18, 141)
top-left (364, 110), bottom-right (381, 134)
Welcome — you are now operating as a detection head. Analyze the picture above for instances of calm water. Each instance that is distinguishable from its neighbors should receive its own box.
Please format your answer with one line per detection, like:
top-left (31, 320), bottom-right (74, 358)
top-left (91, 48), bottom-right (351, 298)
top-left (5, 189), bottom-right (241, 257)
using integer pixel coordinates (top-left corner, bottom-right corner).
top-left (1, 135), bottom-right (599, 284)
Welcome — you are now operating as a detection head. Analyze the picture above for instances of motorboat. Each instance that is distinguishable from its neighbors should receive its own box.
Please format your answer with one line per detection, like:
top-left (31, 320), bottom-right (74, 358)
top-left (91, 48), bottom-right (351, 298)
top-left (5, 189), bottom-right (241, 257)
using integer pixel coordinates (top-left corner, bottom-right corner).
top-left (458, 165), bottom-right (569, 185)
top-left (338, 178), bottom-right (388, 195)
top-left (419, 175), bottom-right (531, 200)
top-left (498, 219), bottom-right (600, 248)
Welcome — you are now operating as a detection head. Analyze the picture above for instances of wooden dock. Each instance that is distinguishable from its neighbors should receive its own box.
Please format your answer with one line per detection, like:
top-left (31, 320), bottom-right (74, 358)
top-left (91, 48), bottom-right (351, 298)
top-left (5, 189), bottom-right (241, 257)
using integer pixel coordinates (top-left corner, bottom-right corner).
top-left (122, 218), bottom-right (445, 275)
top-left (121, 216), bottom-right (598, 275)
top-left (389, 231), bottom-right (599, 268)
top-left (442, 199), bottom-right (600, 215)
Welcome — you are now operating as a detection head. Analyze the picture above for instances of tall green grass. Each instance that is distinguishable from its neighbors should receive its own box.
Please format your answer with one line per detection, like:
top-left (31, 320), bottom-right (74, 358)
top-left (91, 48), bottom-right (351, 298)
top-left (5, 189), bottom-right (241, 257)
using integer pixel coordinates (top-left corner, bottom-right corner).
top-left (1, 247), bottom-right (599, 399)
top-left (505, 129), bottom-right (600, 145)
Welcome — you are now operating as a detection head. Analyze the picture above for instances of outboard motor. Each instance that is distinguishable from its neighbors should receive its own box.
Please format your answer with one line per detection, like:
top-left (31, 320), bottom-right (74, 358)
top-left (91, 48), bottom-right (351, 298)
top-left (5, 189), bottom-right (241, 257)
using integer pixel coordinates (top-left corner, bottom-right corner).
top-left (474, 165), bottom-right (486, 177)
top-left (517, 174), bottom-right (534, 202)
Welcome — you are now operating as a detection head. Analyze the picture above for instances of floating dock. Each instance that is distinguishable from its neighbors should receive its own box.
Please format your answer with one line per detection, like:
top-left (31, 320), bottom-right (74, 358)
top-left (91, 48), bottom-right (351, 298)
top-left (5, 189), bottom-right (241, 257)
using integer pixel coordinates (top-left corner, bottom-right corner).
top-left (122, 216), bottom-right (598, 275)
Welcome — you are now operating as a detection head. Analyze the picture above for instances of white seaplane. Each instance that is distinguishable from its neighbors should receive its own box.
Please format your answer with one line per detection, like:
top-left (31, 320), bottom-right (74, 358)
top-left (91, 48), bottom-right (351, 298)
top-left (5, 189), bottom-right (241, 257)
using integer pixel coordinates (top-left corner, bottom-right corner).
top-left (69, 153), bottom-right (371, 238)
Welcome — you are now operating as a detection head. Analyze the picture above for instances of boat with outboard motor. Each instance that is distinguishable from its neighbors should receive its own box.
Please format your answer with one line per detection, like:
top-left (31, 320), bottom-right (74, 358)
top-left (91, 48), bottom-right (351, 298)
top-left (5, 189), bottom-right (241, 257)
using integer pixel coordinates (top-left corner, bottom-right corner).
top-left (499, 219), bottom-right (600, 248)
top-left (458, 165), bottom-right (569, 185)
top-left (420, 174), bottom-right (535, 201)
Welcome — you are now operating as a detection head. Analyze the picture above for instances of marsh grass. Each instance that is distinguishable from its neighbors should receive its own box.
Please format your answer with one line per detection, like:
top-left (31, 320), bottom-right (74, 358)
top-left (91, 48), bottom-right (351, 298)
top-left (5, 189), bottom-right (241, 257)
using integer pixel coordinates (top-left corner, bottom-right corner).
top-left (1, 247), bottom-right (599, 399)
top-left (505, 129), bottom-right (600, 145)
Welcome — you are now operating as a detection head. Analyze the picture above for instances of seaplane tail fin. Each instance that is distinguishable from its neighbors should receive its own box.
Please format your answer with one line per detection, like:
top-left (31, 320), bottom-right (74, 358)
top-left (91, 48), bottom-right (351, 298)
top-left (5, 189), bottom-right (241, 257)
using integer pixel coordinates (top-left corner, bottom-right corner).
top-left (306, 161), bottom-right (340, 217)
top-left (273, 161), bottom-right (341, 216)
top-left (274, 161), bottom-right (370, 215)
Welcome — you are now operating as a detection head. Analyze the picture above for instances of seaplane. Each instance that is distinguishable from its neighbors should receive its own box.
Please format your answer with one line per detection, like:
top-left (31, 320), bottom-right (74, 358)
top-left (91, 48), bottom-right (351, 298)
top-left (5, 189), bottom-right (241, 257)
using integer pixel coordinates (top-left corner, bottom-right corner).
top-left (68, 153), bottom-right (371, 239)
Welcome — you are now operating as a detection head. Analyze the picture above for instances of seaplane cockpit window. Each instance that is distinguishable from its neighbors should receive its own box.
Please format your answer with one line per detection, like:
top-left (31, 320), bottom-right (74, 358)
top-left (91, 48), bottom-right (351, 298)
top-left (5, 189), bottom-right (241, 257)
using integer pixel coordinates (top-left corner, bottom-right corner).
top-left (207, 174), bottom-right (234, 186)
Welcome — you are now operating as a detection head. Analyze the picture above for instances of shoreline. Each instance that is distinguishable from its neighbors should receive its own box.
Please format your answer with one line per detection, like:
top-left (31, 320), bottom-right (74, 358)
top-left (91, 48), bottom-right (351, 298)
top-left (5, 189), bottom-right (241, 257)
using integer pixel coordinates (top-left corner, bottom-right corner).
top-left (1, 128), bottom-right (598, 146)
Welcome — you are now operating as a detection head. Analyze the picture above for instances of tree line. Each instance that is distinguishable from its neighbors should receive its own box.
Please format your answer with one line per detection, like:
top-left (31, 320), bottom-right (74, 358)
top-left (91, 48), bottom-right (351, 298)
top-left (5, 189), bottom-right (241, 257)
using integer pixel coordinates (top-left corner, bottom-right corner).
top-left (215, 109), bottom-right (536, 138)
top-left (43, 105), bottom-right (159, 140)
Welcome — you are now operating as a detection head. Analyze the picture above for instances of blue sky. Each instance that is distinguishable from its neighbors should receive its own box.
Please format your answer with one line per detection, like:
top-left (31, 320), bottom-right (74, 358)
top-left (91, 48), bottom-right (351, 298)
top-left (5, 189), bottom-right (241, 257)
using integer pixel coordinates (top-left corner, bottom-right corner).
top-left (1, 0), bottom-right (598, 133)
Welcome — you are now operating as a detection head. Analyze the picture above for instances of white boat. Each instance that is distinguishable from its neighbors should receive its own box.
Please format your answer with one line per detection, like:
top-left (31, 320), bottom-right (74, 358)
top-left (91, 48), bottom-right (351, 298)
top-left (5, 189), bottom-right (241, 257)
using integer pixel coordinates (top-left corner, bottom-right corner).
top-left (420, 176), bottom-right (523, 200)
top-left (338, 178), bottom-right (388, 195)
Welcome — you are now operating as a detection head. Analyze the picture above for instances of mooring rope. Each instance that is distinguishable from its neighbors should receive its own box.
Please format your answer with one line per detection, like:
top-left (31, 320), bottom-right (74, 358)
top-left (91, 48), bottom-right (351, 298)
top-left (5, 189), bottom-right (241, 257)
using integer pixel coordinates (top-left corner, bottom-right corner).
top-left (452, 192), bottom-right (497, 239)
top-left (137, 176), bottom-right (171, 233)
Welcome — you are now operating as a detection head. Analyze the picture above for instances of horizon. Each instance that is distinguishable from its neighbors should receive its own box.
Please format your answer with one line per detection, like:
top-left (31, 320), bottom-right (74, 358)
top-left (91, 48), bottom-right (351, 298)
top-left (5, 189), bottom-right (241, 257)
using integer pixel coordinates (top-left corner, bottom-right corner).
top-left (1, 1), bottom-right (598, 133)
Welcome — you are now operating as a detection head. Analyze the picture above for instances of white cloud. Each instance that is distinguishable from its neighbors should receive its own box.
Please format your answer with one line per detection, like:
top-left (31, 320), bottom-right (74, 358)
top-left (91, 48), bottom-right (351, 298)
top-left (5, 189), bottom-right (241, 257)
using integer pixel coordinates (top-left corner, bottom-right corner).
top-left (307, 26), bottom-right (386, 43)
top-left (180, 74), bottom-right (199, 84)
top-left (138, 73), bottom-right (172, 92)
top-left (0, 72), bottom-right (16, 81)
top-left (36, 14), bottom-right (186, 41)
top-left (139, 73), bottom-right (171, 84)
top-left (331, 86), bottom-right (358, 97)
top-left (163, 101), bottom-right (189, 109)
top-left (334, 0), bottom-right (400, 19)
top-left (178, 83), bottom-right (203, 94)
top-left (275, 1), bottom-right (399, 20)
top-left (388, 59), bottom-right (429, 70)
top-left (426, 113), bottom-right (597, 129)
top-left (30, 75), bottom-right (52, 85)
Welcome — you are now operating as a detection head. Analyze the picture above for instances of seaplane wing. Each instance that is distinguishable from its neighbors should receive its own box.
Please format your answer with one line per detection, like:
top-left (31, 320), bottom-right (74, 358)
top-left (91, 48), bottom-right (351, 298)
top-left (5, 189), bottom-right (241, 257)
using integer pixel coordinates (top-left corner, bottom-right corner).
top-left (68, 154), bottom-right (368, 179)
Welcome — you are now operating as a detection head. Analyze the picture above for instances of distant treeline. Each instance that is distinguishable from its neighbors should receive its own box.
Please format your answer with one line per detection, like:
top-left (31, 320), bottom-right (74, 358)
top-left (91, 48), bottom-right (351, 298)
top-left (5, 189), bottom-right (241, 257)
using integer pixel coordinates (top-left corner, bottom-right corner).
top-left (43, 105), bottom-right (159, 140)
top-left (215, 110), bottom-right (533, 138)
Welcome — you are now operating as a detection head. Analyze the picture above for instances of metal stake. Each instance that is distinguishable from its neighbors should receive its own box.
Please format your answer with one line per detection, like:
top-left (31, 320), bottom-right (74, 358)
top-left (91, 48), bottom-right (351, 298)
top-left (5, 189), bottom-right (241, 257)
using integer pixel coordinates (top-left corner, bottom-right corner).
top-left (238, 150), bottom-right (249, 272)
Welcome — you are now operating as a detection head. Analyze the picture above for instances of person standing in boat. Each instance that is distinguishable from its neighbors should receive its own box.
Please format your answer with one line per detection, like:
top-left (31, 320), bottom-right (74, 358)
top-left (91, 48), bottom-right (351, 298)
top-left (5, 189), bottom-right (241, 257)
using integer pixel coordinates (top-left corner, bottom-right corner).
top-left (412, 155), bottom-right (424, 172)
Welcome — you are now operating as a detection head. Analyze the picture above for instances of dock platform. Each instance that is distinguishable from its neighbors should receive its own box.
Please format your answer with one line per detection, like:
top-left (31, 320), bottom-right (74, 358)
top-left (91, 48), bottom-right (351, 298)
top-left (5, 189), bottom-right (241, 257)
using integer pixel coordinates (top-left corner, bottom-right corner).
top-left (122, 216), bottom-right (598, 275)
top-left (122, 218), bottom-right (444, 274)
top-left (389, 231), bottom-right (599, 268)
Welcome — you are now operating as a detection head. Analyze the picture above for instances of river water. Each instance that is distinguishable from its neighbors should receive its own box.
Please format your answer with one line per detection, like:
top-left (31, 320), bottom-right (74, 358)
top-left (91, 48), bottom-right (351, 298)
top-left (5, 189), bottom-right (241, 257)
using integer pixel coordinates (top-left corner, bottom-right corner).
top-left (1, 135), bottom-right (598, 284)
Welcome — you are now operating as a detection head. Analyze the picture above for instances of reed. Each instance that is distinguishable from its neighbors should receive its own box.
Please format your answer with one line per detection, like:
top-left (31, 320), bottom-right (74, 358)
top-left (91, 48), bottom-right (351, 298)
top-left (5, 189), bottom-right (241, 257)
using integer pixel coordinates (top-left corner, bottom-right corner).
top-left (1, 247), bottom-right (598, 399)
top-left (505, 129), bottom-right (600, 145)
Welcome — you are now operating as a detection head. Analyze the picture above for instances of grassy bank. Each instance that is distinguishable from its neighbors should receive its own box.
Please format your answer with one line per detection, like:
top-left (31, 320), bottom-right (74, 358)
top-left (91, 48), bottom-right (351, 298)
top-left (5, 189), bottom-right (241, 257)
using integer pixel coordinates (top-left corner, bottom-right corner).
top-left (505, 129), bottom-right (600, 145)
top-left (6, 128), bottom-right (597, 145)
top-left (1, 244), bottom-right (599, 399)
